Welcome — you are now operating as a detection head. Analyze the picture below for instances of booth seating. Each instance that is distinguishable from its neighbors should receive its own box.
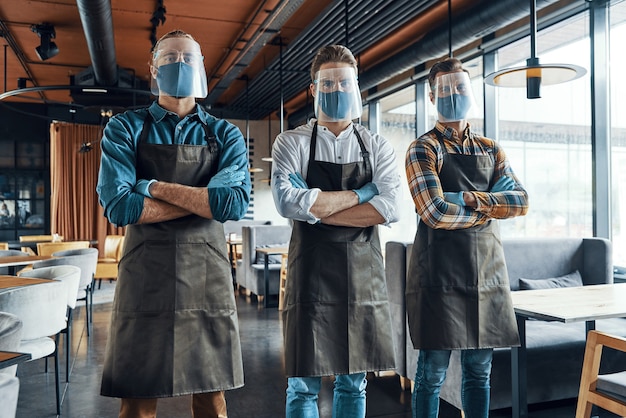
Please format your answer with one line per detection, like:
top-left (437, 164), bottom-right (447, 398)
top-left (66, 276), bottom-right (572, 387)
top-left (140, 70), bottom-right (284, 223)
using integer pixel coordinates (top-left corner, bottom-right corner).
top-left (236, 225), bottom-right (291, 302)
top-left (385, 237), bottom-right (626, 411)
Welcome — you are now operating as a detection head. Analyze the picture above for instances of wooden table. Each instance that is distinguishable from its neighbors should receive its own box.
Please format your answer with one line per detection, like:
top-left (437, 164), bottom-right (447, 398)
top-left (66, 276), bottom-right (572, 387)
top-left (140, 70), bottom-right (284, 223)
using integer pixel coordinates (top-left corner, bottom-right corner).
top-left (256, 246), bottom-right (289, 308)
top-left (510, 283), bottom-right (626, 418)
top-left (0, 275), bottom-right (54, 290)
top-left (0, 351), bottom-right (31, 370)
top-left (0, 255), bottom-right (55, 275)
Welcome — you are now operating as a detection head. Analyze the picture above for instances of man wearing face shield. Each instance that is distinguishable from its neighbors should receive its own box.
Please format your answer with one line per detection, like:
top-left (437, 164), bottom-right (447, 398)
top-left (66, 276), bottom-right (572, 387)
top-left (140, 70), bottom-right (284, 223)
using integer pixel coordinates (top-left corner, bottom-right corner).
top-left (404, 58), bottom-right (529, 417)
top-left (97, 30), bottom-right (250, 418)
top-left (271, 45), bottom-right (401, 418)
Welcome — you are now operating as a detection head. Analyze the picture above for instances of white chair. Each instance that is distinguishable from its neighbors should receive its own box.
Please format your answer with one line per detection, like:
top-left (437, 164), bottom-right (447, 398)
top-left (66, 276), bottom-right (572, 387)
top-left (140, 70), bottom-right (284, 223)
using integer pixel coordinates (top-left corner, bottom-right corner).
top-left (20, 265), bottom-right (81, 382)
top-left (49, 248), bottom-right (98, 336)
top-left (0, 312), bottom-right (23, 377)
top-left (0, 278), bottom-right (68, 415)
top-left (0, 374), bottom-right (19, 418)
top-left (0, 312), bottom-right (23, 418)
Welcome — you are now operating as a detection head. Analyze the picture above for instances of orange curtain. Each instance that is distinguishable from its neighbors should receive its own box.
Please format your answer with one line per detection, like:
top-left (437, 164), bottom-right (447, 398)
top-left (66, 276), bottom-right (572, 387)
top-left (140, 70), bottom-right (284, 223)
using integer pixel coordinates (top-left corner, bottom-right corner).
top-left (49, 121), bottom-right (124, 254)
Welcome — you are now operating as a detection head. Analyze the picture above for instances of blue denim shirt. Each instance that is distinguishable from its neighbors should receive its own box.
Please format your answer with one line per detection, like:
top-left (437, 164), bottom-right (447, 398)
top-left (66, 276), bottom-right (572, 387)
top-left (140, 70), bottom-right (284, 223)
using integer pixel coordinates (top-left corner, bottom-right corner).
top-left (96, 101), bottom-right (251, 226)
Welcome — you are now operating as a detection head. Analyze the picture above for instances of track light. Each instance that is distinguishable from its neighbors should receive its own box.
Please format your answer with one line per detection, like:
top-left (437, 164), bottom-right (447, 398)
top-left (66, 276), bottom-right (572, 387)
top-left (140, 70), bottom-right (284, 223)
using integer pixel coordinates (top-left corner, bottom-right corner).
top-left (31, 24), bottom-right (59, 61)
top-left (79, 142), bottom-right (93, 153)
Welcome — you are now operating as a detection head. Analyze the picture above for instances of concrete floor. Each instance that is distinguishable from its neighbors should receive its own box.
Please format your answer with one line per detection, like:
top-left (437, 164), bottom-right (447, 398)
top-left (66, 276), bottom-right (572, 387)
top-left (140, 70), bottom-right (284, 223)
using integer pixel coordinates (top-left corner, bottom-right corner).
top-left (13, 281), bottom-right (618, 417)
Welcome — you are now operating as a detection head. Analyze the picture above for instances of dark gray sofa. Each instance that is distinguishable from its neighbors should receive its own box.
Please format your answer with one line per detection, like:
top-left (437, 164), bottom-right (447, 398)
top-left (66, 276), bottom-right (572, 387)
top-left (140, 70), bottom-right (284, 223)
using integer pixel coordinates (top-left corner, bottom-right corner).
top-left (385, 237), bottom-right (626, 411)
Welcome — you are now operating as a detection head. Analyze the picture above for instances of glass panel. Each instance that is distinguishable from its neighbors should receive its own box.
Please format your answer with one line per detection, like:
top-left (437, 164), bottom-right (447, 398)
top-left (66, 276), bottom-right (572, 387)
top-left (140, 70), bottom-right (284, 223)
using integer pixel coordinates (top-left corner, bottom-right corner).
top-left (0, 199), bottom-right (15, 229)
top-left (0, 142), bottom-right (15, 168)
top-left (16, 142), bottom-right (45, 169)
top-left (360, 104), bottom-right (370, 130)
top-left (495, 12), bottom-right (592, 238)
top-left (378, 85), bottom-right (417, 246)
top-left (610, 0), bottom-right (626, 266)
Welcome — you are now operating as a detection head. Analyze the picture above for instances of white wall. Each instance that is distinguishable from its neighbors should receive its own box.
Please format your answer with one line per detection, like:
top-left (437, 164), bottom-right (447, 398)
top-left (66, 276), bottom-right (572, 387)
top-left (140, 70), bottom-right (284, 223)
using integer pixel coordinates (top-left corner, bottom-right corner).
top-left (230, 118), bottom-right (289, 226)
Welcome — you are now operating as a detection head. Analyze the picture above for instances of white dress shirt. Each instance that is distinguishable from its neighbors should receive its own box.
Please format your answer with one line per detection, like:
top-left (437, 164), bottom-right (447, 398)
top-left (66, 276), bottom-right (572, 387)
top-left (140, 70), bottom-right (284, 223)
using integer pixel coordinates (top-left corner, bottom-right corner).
top-left (271, 119), bottom-right (401, 225)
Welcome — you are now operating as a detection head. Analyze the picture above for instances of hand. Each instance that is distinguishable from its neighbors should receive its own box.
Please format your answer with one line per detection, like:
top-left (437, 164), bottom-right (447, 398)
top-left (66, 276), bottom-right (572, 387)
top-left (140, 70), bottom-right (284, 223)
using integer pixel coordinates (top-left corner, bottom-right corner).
top-left (353, 182), bottom-right (379, 204)
top-left (490, 176), bottom-right (515, 192)
top-left (443, 191), bottom-right (465, 207)
top-left (208, 165), bottom-right (245, 188)
top-left (134, 179), bottom-right (157, 198)
top-left (289, 173), bottom-right (309, 189)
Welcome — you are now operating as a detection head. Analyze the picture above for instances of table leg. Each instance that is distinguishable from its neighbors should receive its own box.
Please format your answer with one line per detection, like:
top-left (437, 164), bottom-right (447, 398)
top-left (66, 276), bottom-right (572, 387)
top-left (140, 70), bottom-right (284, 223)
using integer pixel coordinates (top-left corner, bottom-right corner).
top-left (263, 254), bottom-right (270, 308)
top-left (512, 314), bottom-right (528, 418)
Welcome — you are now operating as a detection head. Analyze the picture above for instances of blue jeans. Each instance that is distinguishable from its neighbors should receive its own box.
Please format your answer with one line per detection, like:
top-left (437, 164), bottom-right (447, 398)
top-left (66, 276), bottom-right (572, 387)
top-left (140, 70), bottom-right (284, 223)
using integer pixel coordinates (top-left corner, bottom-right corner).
top-left (412, 349), bottom-right (493, 418)
top-left (285, 373), bottom-right (367, 418)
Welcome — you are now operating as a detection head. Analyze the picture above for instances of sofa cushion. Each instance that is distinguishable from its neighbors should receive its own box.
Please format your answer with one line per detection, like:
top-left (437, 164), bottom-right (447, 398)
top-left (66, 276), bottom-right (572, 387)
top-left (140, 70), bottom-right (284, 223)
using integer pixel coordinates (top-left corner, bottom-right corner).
top-left (597, 371), bottom-right (626, 402)
top-left (518, 270), bottom-right (583, 290)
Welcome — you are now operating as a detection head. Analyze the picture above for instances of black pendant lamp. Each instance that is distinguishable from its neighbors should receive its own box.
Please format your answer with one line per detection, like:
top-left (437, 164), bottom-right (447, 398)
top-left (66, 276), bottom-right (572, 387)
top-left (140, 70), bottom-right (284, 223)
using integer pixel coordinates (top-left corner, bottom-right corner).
top-left (484, 0), bottom-right (586, 99)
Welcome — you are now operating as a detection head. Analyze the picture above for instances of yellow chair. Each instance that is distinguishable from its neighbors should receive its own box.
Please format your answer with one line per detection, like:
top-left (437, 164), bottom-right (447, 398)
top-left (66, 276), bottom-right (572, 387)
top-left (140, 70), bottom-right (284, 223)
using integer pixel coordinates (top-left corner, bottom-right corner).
top-left (94, 235), bottom-right (125, 289)
top-left (19, 234), bottom-right (63, 255)
top-left (576, 330), bottom-right (626, 418)
top-left (37, 241), bottom-right (90, 256)
top-left (19, 234), bottom-right (63, 242)
top-left (0, 242), bottom-right (8, 250)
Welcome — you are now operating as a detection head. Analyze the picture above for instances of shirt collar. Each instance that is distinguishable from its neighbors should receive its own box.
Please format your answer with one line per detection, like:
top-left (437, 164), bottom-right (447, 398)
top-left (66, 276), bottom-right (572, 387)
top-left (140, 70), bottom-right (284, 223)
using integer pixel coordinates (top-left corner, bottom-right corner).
top-left (147, 101), bottom-right (209, 125)
top-left (434, 121), bottom-right (472, 141)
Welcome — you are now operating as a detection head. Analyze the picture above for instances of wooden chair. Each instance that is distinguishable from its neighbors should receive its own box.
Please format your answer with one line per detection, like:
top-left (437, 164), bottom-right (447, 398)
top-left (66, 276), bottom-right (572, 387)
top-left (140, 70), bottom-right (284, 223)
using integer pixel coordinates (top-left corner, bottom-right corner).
top-left (94, 235), bottom-right (124, 289)
top-left (0, 242), bottom-right (8, 250)
top-left (36, 241), bottom-right (90, 256)
top-left (18, 234), bottom-right (62, 242)
top-left (19, 234), bottom-right (63, 255)
top-left (278, 253), bottom-right (288, 311)
top-left (576, 330), bottom-right (626, 418)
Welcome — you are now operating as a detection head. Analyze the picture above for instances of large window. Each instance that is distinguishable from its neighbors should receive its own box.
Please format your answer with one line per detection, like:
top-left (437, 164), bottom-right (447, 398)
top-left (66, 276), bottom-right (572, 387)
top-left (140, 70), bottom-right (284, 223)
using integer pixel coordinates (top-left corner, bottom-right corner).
top-left (378, 85), bottom-right (417, 245)
top-left (610, 1), bottom-right (626, 266)
top-left (495, 12), bottom-right (592, 238)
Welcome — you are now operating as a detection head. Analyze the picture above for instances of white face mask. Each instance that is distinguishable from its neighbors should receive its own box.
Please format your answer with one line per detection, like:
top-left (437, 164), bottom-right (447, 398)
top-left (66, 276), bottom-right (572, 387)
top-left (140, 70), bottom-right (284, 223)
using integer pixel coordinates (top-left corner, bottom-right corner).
top-left (313, 67), bottom-right (362, 122)
top-left (433, 72), bottom-right (477, 122)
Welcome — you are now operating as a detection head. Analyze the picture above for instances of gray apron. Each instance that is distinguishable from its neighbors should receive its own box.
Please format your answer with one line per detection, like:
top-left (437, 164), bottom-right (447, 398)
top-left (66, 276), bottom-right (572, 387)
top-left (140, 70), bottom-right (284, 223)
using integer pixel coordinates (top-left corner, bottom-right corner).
top-left (406, 130), bottom-right (519, 350)
top-left (101, 114), bottom-right (244, 398)
top-left (282, 123), bottom-right (396, 377)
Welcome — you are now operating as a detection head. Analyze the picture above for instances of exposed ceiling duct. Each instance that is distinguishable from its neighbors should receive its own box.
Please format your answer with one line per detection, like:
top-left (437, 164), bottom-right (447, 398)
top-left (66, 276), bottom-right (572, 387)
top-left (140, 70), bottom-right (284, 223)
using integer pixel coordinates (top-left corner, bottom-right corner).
top-left (357, 0), bottom-right (561, 92)
top-left (281, 0), bottom-right (560, 126)
top-left (75, 0), bottom-right (118, 86)
top-left (203, 0), bottom-right (307, 106)
top-left (225, 0), bottom-right (438, 120)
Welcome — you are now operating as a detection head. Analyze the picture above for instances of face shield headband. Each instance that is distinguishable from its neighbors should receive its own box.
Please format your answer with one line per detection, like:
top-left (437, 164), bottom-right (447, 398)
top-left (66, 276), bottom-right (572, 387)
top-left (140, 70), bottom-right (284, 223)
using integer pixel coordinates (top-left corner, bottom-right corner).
top-left (313, 67), bottom-right (362, 122)
top-left (433, 72), bottom-right (477, 122)
top-left (151, 46), bottom-right (208, 98)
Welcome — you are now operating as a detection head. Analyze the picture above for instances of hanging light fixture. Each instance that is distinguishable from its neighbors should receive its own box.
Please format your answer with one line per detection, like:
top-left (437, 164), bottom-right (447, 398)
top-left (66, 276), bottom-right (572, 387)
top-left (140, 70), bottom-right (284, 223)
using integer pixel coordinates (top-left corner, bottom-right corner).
top-left (483, 0), bottom-right (586, 99)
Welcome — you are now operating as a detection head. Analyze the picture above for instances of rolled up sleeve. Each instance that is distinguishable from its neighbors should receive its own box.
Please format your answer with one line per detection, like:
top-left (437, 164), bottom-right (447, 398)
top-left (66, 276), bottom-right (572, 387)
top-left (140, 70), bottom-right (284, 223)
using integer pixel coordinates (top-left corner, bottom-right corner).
top-left (96, 116), bottom-right (145, 227)
top-left (271, 132), bottom-right (321, 223)
top-left (207, 122), bottom-right (252, 222)
top-left (367, 131), bottom-right (401, 225)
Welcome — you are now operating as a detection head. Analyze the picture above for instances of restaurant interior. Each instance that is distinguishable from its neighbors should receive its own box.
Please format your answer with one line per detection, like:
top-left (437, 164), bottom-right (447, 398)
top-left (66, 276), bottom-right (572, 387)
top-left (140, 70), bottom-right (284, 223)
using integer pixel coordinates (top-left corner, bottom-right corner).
top-left (1, 0), bottom-right (626, 417)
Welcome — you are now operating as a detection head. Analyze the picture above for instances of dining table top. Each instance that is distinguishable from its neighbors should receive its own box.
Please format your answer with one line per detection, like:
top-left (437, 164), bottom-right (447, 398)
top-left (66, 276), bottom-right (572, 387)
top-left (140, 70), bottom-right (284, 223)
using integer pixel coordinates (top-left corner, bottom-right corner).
top-left (511, 282), bottom-right (626, 323)
top-left (0, 254), bottom-right (55, 268)
top-left (0, 275), bottom-right (54, 290)
top-left (0, 351), bottom-right (31, 370)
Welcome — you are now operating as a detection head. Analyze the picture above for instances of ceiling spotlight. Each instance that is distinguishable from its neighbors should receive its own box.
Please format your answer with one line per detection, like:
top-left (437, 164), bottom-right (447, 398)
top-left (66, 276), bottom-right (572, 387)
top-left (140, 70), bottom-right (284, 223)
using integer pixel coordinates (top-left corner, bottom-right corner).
top-left (31, 23), bottom-right (59, 61)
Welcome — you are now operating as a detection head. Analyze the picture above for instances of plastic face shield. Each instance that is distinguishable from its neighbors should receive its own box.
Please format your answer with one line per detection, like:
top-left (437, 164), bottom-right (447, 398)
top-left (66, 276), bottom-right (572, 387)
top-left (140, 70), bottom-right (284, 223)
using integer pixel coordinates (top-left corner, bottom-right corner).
top-left (432, 71), bottom-right (477, 122)
top-left (151, 42), bottom-right (208, 98)
top-left (313, 67), bottom-right (362, 122)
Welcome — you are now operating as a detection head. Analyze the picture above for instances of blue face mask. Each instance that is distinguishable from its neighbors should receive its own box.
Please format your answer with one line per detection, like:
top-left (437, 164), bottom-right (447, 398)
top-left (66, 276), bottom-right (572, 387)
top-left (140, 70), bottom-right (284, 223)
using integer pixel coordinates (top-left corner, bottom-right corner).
top-left (156, 62), bottom-right (196, 98)
top-left (437, 93), bottom-right (473, 120)
top-left (319, 91), bottom-right (353, 120)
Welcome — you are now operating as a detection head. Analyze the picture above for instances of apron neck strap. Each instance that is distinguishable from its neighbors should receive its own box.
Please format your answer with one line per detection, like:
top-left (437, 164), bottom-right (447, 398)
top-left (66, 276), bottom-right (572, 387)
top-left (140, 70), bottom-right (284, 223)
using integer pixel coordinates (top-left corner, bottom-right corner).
top-left (139, 112), bottom-right (218, 153)
top-left (309, 122), bottom-right (371, 172)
